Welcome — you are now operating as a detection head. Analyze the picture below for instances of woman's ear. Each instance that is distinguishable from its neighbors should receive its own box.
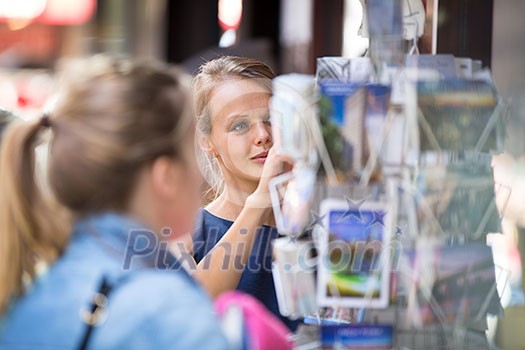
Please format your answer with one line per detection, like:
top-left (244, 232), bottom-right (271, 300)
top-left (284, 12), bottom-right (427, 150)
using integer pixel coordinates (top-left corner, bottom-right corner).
top-left (198, 133), bottom-right (216, 156)
top-left (150, 156), bottom-right (183, 200)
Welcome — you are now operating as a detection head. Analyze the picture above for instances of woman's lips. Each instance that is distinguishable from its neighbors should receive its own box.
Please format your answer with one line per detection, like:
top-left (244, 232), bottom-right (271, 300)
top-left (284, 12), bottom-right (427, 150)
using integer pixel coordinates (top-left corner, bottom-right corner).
top-left (251, 151), bottom-right (268, 164)
top-left (251, 156), bottom-right (267, 164)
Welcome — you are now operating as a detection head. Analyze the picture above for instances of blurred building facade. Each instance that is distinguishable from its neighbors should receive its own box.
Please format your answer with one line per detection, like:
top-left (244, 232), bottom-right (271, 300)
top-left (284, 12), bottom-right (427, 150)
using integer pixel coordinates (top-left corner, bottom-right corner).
top-left (0, 0), bottom-right (523, 114)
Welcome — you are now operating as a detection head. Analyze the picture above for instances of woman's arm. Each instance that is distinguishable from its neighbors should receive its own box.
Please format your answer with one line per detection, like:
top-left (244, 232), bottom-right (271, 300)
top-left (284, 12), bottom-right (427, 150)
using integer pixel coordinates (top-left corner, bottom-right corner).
top-left (193, 148), bottom-right (292, 298)
top-left (193, 202), bottom-right (271, 297)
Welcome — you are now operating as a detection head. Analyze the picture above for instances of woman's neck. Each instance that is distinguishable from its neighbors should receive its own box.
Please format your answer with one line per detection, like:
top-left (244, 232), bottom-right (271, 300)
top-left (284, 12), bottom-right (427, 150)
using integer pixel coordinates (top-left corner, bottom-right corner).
top-left (205, 185), bottom-right (251, 221)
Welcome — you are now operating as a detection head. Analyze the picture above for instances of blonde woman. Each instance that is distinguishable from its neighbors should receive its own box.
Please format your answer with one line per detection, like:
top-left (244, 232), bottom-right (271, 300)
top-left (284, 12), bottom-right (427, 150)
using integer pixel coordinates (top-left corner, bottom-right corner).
top-left (191, 56), bottom-right (300, 330)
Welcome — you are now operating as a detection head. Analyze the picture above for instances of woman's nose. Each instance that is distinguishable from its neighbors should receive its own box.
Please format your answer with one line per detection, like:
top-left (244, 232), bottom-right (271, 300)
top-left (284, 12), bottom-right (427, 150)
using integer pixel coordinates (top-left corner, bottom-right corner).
top-left (254, 121), bottom-right (272, 146)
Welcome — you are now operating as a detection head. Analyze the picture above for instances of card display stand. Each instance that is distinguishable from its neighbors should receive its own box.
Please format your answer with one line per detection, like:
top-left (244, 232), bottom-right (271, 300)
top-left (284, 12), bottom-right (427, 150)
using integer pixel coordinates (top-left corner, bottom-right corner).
top-left (281, 55), bottom-right (507, 349)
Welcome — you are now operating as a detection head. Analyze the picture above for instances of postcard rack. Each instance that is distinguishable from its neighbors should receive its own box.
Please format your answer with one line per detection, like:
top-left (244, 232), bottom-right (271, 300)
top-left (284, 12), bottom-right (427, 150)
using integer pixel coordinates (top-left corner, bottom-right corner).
top-left (273, 54), bottom-right (508, 349)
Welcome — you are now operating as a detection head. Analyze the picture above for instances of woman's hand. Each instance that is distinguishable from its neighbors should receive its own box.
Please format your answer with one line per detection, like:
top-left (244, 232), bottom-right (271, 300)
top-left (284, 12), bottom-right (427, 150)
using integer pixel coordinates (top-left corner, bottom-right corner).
top-left (246, 147), bottom-right (294, 209)
top-left (195, 148), bottom-right (294, 296)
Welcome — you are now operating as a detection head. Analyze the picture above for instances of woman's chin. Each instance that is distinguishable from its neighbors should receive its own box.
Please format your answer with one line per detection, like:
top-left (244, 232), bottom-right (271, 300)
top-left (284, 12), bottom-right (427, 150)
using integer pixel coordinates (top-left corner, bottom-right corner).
top-left (244, 169), bottom-right (264, 182)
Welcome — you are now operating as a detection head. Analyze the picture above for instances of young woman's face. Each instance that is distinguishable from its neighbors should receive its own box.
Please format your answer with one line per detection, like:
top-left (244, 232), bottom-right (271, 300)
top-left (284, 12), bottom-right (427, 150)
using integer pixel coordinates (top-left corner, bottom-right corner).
top-left (207, 79), bottom-right (272, 187)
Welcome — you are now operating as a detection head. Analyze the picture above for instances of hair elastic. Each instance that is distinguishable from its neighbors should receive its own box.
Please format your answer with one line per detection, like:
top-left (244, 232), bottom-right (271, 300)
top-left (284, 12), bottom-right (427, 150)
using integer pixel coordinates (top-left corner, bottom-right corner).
top-left (40, 114), bottom-right (51, 128)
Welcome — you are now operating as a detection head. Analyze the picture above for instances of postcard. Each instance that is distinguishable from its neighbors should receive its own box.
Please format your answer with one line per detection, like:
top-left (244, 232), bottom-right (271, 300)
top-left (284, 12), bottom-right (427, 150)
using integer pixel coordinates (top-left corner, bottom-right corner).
top-left (321, 324), bottom-right (393, 349)
top-left (317, 198), bottom-right (393, 308)
top-left (401, 243), bottom-right (501, 327)
top-left (416, 79), bottom-right (499, 154)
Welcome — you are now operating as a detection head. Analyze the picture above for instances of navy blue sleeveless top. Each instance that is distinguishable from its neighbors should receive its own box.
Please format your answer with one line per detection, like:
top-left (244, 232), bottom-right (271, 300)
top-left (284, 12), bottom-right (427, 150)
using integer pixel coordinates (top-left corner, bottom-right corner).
top-left (192, 208), bottom-right (302, 331)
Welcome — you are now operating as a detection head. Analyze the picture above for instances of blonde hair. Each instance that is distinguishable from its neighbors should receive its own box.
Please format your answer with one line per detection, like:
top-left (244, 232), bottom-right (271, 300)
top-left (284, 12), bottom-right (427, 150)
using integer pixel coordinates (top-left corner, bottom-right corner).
top-left (193, 56), bottom-right (275, 201)
top-left (0, 56), bottom-right (194, 314)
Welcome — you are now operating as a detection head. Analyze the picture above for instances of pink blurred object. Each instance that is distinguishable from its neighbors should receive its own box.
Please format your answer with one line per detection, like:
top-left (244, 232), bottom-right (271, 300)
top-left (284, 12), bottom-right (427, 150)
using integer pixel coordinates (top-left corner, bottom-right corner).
top-left (215, 291), bottom-right (293, 350)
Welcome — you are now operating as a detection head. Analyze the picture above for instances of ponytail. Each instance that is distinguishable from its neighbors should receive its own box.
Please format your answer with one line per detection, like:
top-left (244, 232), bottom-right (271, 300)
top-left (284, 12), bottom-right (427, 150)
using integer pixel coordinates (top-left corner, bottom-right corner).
top-left (0, 118), bottom-right (70, 314)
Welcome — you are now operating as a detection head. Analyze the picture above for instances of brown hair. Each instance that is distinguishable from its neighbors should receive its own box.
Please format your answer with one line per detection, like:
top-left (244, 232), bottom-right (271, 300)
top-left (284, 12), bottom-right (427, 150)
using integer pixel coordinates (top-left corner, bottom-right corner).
top-left (0, 56), bottom-right (194, 314)
top-left (193, 56), bottom-right (275, 200)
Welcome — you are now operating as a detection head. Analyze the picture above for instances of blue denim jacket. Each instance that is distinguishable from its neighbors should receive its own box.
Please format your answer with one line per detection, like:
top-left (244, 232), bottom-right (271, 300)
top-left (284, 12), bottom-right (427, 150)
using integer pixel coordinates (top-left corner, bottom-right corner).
top-left (0, 213), bottom-right (229, 349)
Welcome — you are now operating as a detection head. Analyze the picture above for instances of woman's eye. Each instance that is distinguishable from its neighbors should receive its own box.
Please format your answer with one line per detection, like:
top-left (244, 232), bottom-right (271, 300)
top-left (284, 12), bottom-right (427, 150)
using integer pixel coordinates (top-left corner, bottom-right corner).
top-left (231, 121), bottom-right (249, 132)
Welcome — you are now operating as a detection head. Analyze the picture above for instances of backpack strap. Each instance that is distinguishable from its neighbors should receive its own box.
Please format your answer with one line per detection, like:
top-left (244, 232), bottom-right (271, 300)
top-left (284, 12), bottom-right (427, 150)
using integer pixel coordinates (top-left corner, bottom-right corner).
top-left (77, 276), bottom-right (114, 350)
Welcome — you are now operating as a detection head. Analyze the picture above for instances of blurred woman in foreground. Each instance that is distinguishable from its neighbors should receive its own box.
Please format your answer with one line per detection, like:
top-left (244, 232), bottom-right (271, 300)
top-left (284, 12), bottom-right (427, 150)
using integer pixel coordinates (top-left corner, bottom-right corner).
top-left (0, 57), bottom-right (228, 349)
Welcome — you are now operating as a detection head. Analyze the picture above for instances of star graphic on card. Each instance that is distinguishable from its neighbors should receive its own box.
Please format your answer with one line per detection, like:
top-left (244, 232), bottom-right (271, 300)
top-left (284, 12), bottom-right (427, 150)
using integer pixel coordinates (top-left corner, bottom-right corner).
top-left (369, 210), bottom-right (386, 227)
top-left (395, 225), bottom-right (407, 237)
top-left (306, 210), bottom-right (326, 231)
top-left (337, 196), bottom-right (366, 223)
